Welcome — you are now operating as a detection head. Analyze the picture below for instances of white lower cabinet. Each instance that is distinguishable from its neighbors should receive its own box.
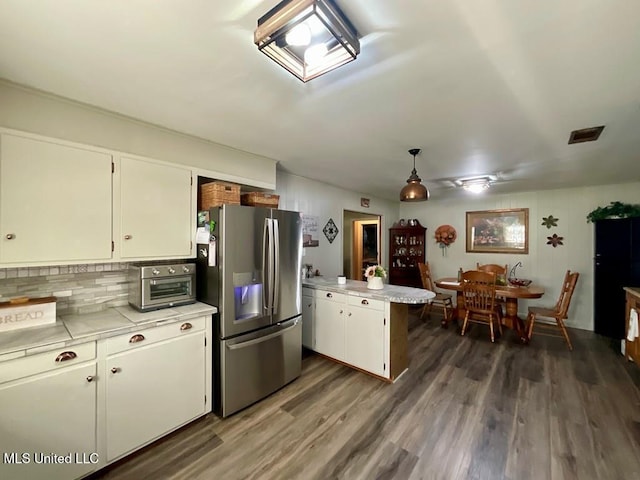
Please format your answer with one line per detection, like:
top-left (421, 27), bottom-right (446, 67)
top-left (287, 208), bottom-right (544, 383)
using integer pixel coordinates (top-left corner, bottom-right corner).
top-left (302, 289), bottom-right (315, 349)
top-left (311, 288), bottom-right (393, 379)
top-left (0, 315), bottom-right (212, 480)
top-left (104, 319), bottom-right (206, 462)
top-left (314, 291), bottom-right (347, 360)
top-left (0, 344), bottom-right (97, 480)
top-left (345, 297), bottom-right (386, 377)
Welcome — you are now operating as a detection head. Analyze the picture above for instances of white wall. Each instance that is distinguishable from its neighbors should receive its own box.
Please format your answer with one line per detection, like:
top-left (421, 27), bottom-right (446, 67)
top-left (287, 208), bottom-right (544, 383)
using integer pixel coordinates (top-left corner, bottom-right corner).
top-left (0, 80), bottom-right (276, 188)
top-left (276, 171), bottom-right (399, 279)
top-left (400, 182), bottom-right (640, 331)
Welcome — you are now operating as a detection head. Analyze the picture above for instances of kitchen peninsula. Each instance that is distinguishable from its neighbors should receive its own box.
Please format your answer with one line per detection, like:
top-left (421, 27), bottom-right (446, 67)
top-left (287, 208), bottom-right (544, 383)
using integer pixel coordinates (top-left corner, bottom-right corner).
top-left (302, 278), bottom-right (434, 381)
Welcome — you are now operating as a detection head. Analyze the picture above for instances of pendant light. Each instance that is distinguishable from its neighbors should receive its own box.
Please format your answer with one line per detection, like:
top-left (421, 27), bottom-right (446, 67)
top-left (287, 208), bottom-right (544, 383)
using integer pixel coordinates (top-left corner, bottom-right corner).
top-left (400, 148), bottom-right (429, 202)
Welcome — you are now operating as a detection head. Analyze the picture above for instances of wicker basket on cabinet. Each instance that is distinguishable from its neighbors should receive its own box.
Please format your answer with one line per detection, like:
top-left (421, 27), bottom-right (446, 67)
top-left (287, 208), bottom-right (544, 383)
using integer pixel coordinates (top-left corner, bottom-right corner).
top-left (241, 192), bottom-right (280, 208)
top-left (199, 181), bottom-right (240, 209)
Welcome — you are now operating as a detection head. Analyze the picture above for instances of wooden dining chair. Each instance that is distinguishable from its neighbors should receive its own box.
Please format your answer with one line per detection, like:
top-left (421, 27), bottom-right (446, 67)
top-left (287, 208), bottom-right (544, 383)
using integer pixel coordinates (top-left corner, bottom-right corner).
top-left (476, 263), bottom-right (508, 276)
top-left (461, 270), bottom-right (502, 342)
top-left (418, 262), bottom-right (453, 323)
top-left (477, 263), bottom-right (508, 310)
top-left (525, 270), bottom-right (580, 350)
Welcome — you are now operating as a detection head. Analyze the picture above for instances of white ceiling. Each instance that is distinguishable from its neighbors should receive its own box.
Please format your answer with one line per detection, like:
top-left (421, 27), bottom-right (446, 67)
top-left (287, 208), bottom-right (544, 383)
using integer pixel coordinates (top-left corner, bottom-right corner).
top-left (1, 0), bottom-right (639, 201)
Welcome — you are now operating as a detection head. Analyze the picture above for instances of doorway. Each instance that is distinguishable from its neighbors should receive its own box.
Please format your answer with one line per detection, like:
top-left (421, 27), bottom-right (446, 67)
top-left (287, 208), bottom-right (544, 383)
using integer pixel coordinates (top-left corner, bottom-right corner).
top-left (343, 210), bottom-right (382, 280)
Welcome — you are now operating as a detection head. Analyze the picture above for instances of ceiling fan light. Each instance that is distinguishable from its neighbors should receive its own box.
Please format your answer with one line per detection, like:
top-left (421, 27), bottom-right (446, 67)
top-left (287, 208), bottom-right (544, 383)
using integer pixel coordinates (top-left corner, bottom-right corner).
top-left (454, 175), bottom-right (495, 194)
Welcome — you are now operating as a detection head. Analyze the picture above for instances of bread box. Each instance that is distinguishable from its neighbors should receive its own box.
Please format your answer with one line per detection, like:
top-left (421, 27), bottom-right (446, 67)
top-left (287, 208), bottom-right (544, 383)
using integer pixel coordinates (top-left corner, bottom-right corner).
top-left (0, 296), bottom-right (57, 333)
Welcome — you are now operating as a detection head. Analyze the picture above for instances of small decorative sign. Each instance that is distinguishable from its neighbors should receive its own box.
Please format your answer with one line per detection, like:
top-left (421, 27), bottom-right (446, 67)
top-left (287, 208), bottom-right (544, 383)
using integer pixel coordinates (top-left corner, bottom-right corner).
top-left (302, 214), bottom-right (320, 247)
top-left (323, 218), bottom-right (339, 244)
top-left (360, 197), bottom-right (370, 208)
top-left (0, 297), bottom-right (57, 333)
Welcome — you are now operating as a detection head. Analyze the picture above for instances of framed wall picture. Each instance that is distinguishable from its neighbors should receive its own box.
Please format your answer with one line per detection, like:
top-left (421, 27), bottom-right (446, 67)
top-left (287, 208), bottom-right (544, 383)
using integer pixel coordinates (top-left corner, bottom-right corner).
top-left (466, 208), bottom-right (529, 254)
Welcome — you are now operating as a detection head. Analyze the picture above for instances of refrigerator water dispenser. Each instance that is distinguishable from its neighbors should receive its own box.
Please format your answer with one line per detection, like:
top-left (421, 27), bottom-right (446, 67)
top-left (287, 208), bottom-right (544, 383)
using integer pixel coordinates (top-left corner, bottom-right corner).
top-left (233, 284), bottom-right (262, 321)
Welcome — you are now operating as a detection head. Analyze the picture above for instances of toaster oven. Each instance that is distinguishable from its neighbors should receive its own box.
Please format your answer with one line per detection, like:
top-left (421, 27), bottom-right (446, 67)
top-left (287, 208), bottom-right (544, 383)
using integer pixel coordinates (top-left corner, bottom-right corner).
top-left (128, 263), bottom-right (196, 311)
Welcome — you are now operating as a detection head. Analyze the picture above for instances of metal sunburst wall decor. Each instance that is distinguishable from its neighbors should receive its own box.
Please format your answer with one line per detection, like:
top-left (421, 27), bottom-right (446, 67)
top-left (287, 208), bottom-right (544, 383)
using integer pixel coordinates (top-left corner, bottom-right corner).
top-left (547, 234), bottom-right (564, 247)
top-left (323, 218), bottom-right (339, 244)
top-left (541, 215), bottom-right (559, 229)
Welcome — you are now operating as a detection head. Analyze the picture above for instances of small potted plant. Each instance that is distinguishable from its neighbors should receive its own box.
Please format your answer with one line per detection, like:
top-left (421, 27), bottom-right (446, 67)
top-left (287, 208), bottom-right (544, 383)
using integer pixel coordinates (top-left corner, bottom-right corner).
top-left (364, 265), bottom-right (387, 290)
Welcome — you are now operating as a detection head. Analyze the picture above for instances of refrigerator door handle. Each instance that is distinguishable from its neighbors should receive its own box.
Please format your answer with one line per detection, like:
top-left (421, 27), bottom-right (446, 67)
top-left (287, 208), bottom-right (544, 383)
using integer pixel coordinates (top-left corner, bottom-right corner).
top-left (267, 218), bottom-right (275, 312)
top-left (226, 320), bottom-right (299, 350)
top-left (262, 218), bottom-right (270, 312)
top-left (273, 218), bottom-right (280, 315)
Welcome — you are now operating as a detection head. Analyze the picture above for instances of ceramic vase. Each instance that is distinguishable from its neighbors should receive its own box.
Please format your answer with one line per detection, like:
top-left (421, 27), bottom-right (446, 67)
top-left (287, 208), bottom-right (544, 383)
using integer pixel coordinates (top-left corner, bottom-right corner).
top-left (367, 276), bottom-right (384, 290)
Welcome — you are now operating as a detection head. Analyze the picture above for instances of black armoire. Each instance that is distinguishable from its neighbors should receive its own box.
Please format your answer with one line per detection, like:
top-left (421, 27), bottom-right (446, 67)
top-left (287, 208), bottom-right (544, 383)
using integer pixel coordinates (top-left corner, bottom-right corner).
top-left (594, 217), bottom-right (640, 338)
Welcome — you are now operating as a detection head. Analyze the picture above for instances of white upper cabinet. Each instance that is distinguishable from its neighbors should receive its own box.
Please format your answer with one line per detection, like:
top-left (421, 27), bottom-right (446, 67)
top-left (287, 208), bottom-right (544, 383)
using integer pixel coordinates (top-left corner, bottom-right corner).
top-left (119, 156), bottom-right (193, 259)
top-left (0, 133), bottom-right (113, 264)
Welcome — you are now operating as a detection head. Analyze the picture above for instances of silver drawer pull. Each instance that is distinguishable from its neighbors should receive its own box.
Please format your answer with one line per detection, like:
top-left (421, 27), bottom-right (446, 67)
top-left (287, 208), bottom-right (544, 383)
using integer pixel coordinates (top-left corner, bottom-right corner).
top-left (55, 351), bottom-right (77, 363)
top-left (5, 233), bottom-right (15, 240)
top-left (124, 234), bottom-right (133, 240)
top-left (111, 367), bottom-right (120, 374)
top-left (129, 334), bottom-right (145, 343)
top-left (361, 299), bottom-right (369, 305)
top-left (86, 375), bottom-right (94, 383)
top-left (326, 293), bottom-right (332, 298)
top-left (180, 322), bottom-right (193, 331)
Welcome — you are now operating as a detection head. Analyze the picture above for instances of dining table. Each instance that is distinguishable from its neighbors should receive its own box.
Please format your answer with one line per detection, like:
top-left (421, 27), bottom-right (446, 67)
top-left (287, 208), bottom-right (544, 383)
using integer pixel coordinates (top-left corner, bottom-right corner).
top-left (434, 277), bottom-right (545, 342)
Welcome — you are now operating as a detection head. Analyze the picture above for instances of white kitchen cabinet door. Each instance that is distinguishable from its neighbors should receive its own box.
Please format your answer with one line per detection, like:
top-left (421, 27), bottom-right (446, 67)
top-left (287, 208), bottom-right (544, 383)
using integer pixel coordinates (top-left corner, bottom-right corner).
top-left (105, 331), bottom-right (205, 462)
top-left (0, 362), bottom-right (98, 480)
top-left (0, 133), bottom-right (112, 264)
top-left (314, 294), bottom-right (346, 360)
top-left (345, 303), bottom-right (386, 377)
top-left (302, 293), bottom-right (315, 349)
top-left (119, 156), bottom-right (192, 259)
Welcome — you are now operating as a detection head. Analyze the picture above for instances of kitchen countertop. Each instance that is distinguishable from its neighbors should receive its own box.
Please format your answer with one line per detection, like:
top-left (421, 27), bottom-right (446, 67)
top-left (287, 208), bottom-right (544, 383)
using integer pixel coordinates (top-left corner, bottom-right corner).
top-left (0, 302), bottom-right (217, 361)
top-left (303, 277), bottom-right (435, 304)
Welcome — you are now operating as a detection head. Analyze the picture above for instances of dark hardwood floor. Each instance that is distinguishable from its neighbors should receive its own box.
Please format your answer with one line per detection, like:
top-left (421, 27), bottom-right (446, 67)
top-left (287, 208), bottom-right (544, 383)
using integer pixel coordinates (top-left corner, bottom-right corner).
top-left (93, 308), bottom-right (640, 480)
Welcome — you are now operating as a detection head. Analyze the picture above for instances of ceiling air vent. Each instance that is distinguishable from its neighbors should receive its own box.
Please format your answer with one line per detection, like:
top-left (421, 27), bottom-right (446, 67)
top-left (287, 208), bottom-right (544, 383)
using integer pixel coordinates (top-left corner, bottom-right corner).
top-left (568, 125), bottom-right (605, 144)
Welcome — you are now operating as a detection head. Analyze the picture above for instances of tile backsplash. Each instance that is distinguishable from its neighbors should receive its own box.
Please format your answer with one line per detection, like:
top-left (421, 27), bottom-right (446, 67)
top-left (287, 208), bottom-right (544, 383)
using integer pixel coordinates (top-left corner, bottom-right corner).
top-left (0, 263), bottom-right (131, 315)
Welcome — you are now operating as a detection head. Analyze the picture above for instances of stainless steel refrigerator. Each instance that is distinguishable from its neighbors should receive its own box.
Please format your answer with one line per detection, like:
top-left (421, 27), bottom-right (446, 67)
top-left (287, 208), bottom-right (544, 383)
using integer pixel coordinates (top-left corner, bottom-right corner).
top-left (196, 204), bottom-right (303, 417)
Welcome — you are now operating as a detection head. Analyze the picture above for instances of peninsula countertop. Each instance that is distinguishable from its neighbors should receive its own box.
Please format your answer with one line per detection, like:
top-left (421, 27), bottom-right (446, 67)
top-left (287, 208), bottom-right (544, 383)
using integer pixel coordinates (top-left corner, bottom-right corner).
top-left (0, 302), bottom-right (217, 360)
top-left (303, 277), bottom-right (435, 304)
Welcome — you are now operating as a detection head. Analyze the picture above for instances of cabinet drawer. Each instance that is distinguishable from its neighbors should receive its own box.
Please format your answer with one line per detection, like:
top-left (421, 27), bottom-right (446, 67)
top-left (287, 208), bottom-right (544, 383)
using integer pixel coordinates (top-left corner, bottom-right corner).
top-left (106, 317), bottom-right (206, 355)
top-left (314, 290), bottom-right (347, 303)
top-left (0, 342), bottom-right (96, 384)
top-left (348, 296), bottom-right (385, 311)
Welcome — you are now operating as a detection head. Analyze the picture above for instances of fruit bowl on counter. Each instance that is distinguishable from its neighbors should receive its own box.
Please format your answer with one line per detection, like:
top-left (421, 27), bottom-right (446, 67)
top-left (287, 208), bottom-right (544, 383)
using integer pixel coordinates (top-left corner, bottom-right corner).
top-left (508, 277), bottom-right (532, 287)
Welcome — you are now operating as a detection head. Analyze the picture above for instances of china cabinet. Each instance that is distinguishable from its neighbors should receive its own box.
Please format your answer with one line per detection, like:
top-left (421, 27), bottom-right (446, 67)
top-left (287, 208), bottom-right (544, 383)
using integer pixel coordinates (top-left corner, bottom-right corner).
top-left (389, 220), bottom-right (426, 288)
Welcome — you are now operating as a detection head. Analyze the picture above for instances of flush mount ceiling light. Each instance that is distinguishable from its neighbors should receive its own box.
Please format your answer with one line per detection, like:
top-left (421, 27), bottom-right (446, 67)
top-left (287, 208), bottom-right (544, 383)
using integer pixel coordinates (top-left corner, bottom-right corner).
top-left (254, 0), bottom-right (360, 82)
top-left (454, 175), bottom-right (497, 194)
top-left (400, 148), bottom-right (429, 202)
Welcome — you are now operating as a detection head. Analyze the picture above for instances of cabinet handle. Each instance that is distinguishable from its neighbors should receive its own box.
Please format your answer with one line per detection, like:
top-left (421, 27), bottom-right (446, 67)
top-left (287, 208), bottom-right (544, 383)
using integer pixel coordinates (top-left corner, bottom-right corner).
top-left (340, 309), bottom-right (343, 314)
top-left (326, 293), bottom-right (332, 298)
top-left (180, 322), bottom-right (193, 331)
top-left (55, 351), bottom-right (77, 363)
top-left (124, 234), bottom-right (133, 240)
top-left (348, 312), bottom-right (352, 317)
top-left (86, 375), bottom-right (94, 382)
top-left (361, 299), bottom-right (369, 305)
top-left (111, 367), bottom-right (120, 374)
top-left (307, 303), bottom-right (312, 307)
top-left (5, 233), bottom-right (15, 240)
top-left (129, 334), bottom-right (145, 343)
